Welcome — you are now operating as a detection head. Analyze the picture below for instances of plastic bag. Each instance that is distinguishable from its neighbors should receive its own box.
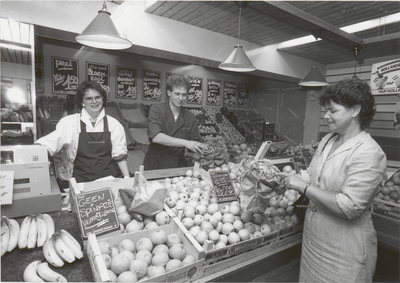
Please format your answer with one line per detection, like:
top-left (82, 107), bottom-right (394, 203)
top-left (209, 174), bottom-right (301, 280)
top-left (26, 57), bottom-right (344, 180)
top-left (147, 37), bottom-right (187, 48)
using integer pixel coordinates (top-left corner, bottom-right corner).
top-left (130, 172), bottom-right (167, 217)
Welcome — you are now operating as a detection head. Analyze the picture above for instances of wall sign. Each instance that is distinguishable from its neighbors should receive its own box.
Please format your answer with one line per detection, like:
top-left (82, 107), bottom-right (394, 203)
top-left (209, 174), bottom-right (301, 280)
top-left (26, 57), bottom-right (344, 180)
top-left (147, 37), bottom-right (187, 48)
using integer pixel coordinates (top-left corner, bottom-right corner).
top-left (370, 58), bottom-right (400, 95)
top-left (208, 170), bottom-right (237, 203)
top-left (223, 82), bottom-right (237, 107)
top-left (87, 62), bottom-right (110, 96)
top-left (187, 76), bottom-right (203, 104)
top-left (75, 187), bottom-right (120, 239)
top-left (52, 56), bottom-right (79, 94)
top-left (142, 69), bottom-right (162, 101)
top-left (35, 54), bottom-right (44, 93)
top-left (237, 83), bottom-right (250, 108)
top-left (116, 66), bottom-right (137, 99)
top-left (206, 79), bottom-right (221, 106)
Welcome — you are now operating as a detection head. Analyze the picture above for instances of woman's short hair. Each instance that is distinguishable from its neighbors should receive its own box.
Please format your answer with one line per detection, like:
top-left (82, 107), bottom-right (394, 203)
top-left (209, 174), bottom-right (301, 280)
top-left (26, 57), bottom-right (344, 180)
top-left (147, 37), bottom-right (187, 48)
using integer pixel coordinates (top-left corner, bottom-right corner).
top-left (166, 75), bottom-right (191, 92)
top-left (319, 78), bottom-right (376, 129)
top-left (75, 81), bottom-right (107, 109)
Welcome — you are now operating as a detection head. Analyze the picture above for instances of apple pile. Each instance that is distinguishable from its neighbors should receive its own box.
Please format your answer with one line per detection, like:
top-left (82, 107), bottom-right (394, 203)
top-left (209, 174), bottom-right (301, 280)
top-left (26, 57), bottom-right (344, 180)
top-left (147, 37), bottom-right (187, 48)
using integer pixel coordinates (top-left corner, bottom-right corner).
top-left (98, 230), bottom-right (196, 282)
top-left (376, 172), bottom-right (400, 204)
top-left (198, 124), bottom-right (218, 133)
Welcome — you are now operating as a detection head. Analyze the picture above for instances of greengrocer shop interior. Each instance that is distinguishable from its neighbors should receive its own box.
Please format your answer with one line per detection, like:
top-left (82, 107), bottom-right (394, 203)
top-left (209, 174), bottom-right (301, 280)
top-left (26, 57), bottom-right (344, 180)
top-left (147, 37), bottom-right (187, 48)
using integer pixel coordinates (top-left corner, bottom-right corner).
top-left (1, 1), bottom-right (399, 170)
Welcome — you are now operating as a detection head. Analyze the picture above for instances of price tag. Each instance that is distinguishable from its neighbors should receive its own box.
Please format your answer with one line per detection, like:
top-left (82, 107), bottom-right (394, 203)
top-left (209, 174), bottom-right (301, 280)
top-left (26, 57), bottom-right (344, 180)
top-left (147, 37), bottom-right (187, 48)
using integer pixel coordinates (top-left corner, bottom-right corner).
top-left (0, 171), bottom-right (14, 205)
top-left (209, 170), bottom-right (237, 203)
top-left (74, 187), bottom-right (120, 239)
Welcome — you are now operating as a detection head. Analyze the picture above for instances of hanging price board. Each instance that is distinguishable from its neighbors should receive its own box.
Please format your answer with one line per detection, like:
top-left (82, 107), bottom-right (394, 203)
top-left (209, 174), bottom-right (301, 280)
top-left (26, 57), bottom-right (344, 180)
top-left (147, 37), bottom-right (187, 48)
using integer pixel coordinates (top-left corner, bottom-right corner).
top-left (142, 69), bottom-right (162, 101)
top-left (187, 76), bottom-right (203, 104)
top-left (87, 62), bottom-right (110, 96)
top-left (209, 170), bottom-right (237, 203)
top-left (74, 187), bottom-right (120, 239)
top-left (206, 79), bottom-right (221, 106)
top-left (238, 83), bottom-right (250, 108)
top-left (116, 66), bottom-right (137, 99)
top-left (52, 57), bottom-right (79, 94)
top-left (223, 82), bottom-right (237, 107)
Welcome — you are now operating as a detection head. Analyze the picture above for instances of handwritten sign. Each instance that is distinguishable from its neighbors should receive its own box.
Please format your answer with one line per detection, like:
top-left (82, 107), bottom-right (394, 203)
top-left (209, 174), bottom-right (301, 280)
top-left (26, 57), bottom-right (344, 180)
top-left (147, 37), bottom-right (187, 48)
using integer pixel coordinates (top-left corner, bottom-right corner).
top-left (52, 57), bottom-right (79, 94)
top-left (35, 54), bottom-right (44, 93)
top-left (87, 62), bottom-right (110, 96)
top-left (75, 187), bottom-right (120, 239)
top-left (207, 79), bottom-right (221, 106)
top-left (209, 170), bottom-right (237, 203)
top-left (223, 82), bottom-right (237, 107)
top-left (116, 66), bottom-right (137, 99)
top-left (0, 171), bottom-right (14, 205)
top-left (142, 69), bottom-right (162, 101)
top-left (187, 76), bottom-right (203, 104)
top-left (238, 84), bottom-right (250, 108)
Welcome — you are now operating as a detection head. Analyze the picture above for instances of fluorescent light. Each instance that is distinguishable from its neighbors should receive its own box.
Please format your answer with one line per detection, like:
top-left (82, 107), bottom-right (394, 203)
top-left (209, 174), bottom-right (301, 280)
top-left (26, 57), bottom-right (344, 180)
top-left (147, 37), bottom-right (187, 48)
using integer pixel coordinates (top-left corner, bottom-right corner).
top-left (0, 41), bottom-right (31, 51)
top-left (277, 12), bottom-right (400, 49)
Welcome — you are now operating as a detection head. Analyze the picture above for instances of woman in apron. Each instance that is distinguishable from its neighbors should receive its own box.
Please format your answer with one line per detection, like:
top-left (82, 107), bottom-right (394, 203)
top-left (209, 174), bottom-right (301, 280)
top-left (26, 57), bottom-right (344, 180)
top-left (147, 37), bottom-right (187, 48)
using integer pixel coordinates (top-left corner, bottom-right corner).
top-left (36, 81), bottom-right (130, 183)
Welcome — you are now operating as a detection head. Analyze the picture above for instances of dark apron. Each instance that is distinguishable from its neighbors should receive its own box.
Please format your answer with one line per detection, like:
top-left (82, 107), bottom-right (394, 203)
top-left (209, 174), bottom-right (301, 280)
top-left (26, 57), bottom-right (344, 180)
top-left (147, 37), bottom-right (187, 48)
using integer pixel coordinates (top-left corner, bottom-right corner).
top-left (72, 117), bottom-right (117, 183)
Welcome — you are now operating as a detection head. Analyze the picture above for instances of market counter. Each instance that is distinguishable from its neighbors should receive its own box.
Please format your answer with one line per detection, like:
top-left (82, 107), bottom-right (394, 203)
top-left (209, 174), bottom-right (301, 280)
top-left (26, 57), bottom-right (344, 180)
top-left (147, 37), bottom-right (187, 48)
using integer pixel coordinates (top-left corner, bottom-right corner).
top-left (1, 210), bottom-right (94, 283)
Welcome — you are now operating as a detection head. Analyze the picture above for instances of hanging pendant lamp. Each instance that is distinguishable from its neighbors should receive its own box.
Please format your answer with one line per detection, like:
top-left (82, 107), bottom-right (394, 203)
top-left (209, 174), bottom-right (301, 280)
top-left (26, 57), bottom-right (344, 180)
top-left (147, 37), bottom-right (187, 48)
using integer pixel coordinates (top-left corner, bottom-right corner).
top-left (76, 1), bottom-right (132, 50)
top-left (219, 3), bottom-right (256, 72)
top-left (352, 47), bottom-right (361, 78)
top-left (299, 34), bottom-right (328, 87)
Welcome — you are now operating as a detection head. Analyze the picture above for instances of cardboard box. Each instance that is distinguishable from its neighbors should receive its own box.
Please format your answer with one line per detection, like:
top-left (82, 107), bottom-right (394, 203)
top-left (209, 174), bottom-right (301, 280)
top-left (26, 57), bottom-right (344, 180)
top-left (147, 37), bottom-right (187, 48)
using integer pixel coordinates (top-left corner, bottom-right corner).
top-left (372, 198), bottom-right (400, 223)
top-left (87, 217), bottom-right (204, 282)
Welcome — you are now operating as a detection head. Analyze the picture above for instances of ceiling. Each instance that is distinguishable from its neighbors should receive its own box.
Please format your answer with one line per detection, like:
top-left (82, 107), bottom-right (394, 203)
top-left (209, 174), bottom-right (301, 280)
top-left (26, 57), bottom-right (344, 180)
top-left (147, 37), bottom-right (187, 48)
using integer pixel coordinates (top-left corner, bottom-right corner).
top-left (145, 1), bottom-right (400, 65)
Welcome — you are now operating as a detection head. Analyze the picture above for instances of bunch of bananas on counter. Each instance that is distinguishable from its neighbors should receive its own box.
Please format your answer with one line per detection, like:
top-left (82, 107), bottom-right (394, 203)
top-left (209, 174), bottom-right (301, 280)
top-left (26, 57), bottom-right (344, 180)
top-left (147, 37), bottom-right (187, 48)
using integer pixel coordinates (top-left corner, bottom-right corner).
top-left (17, 214), bottom-right (55, 250)
top-left (42, 229), bottom-right (83, 267)
top-left (24, 260), bottom-right (67, 282)
top-left (1, 216), bottom-right (20, 256)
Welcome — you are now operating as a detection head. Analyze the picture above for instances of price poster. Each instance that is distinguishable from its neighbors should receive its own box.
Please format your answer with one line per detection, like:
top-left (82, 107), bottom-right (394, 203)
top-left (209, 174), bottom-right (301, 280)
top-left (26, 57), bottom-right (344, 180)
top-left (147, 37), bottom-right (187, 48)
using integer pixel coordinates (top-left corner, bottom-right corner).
top-left (208, 170), bottom-right (237, 203)
top-left (52, 56), bottom-right (79, 94)
top-left (35, 53), bottom-right (44, 93)
top-left (116, 66), bottom-right (137, 99)
top-left (0, 171), bottom-right (14, 205)
top-left (187, 76), bottom-right (203, 104)
top-left (238, 83), bottom-right (250, 108)
top-left (75, 187), bottom-right (120, 238)
top-left (206, 79), bottom-right (221, 106)
top-left (223, 82), bottom-right (237, 107)
top-left (142, 69), bottom-right (162, 101)
top-left (87, 62), bottom-right (110, 96)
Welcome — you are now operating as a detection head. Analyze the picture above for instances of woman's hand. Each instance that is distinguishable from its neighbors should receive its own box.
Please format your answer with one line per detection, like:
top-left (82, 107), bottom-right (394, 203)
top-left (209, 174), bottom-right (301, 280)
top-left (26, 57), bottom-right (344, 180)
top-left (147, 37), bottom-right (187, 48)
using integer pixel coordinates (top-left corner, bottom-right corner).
top-left (282, 173), bottom-right (308, 194)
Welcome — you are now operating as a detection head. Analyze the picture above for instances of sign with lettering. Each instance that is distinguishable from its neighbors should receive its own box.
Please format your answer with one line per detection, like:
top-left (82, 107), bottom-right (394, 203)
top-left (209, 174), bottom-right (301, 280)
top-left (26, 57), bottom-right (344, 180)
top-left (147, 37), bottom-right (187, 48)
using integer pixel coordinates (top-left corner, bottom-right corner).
top-left (208, 170), bottom-right (237, 202)
top-left (52, 57), bottom-right (79, 94)
top-left (187, 76), bottom-right (203, 104)
top-left (142, 69), bottom-right (162, 101)
top-left (75, 187), bottom-right (120, 239)
top-left (370, 58), bottom-right (400, 95)
top-left (35, 54), bottom-right (44, 93)
top-left (223, 82), bottom-right (237, 107)
top-left (0, 171), bottom-right (14, 205)
top-left (87, 62), bottom-right (110, 96)
top-left (206, 79), bottom-right (221, 106)
top-left (237, 83), bottom-right (250, 108)
top-left (116, 66), bottom-right (137, 99)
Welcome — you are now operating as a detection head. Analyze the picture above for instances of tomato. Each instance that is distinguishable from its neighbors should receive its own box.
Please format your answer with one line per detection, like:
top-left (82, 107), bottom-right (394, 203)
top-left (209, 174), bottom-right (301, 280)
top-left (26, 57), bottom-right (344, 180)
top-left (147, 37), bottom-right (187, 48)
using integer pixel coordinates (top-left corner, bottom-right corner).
top-left (380, 186), bottom-right (391, 195)
top-left (392, 176), bottom-right (400, 186)
top-left (282, 165), bottom-right (293, 173)
top-left (389, 191), bottom-right (400, 200)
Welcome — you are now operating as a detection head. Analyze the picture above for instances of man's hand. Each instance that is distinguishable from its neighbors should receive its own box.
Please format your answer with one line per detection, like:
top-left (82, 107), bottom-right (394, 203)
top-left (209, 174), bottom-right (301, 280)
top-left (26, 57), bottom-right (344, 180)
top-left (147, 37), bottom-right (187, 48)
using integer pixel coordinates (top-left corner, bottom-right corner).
top-left (186, 141), bottom-right (207, 155)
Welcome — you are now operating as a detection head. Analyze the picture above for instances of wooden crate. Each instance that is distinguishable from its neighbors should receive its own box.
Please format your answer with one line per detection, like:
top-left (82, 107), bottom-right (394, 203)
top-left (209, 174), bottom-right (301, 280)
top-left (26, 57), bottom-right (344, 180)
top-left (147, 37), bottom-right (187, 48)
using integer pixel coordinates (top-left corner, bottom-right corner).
top-left (372, 198), bottom-right (400, 223)
top-left (87, 217), bottom-right (205, 282)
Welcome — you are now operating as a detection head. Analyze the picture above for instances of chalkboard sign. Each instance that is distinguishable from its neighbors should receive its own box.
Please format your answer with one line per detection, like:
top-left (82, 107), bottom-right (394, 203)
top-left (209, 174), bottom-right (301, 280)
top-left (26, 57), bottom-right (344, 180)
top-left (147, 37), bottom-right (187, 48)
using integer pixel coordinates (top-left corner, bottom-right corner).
top-left (87, 62), bottom-right (110, 96)
top-left (206, 79), bottom-right (221, 106)
top-left (238, 84), bottom-right (250, 108)
top-left (223, 82), bottom-right (237, 107)
top-left (35, 54), bottom-right (44, 93)
top-left (52, 57), bottom-right (79, 94)
top-left (142, 69), bottom-right (162, 101)
top-left (116, 66), bottom-right (137, 99)
top-left (209, 170), bottom-right (237, 203)
top-left (75, 187), bottom-right (120, 239)
top-left (187, 76), bottom-right (203, 105)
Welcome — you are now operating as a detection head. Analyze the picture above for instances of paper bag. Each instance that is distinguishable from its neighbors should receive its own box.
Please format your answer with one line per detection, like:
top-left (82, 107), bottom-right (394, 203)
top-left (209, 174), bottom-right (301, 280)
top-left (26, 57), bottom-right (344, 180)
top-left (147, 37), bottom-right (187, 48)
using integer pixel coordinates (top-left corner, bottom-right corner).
top-left (130, 172), bottom-right (167, 217)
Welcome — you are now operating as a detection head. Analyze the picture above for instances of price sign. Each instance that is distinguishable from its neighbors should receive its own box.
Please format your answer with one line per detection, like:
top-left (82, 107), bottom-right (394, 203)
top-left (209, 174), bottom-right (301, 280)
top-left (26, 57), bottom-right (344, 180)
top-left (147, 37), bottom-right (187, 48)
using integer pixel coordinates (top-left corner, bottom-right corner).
top-left (87, 62), bottom-right (110, 96)
top-left (209, 170), bottom-right (237, 203)
top-left (142, 69), bottom-right (162, 101)
top-left (116, 66), bottom-right (137, 99)
top-left (206, 79), bottom-right (221, 106)
top-left (187, 76), bottom-right (203, 104)
top-left (223, 82), bottom-right (237, 107)
top-left (52, 57), bottom-right (79, 94)
top-left (74, 187), bottom-right (120, 239)
top-left (0, 171), bottom-right (14, 205)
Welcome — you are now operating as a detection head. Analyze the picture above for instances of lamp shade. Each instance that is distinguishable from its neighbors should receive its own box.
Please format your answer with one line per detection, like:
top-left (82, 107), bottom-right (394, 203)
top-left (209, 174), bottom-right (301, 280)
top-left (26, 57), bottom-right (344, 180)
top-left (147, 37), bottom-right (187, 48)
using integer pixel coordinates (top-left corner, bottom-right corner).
top-left (299, 66), bottom-right (329, 87)
top-left (76, 10), bottom-right (132, 50)
top-left (219, 44), bottom-right (256, 72)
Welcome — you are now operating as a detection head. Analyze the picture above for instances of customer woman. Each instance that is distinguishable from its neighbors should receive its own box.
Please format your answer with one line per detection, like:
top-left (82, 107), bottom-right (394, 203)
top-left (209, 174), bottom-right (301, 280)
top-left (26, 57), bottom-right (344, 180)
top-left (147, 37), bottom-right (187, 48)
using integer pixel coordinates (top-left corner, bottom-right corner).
top-left (36, 81), bottom-right (130, 182)
top-left (284, 78), bottom-right (386, 282)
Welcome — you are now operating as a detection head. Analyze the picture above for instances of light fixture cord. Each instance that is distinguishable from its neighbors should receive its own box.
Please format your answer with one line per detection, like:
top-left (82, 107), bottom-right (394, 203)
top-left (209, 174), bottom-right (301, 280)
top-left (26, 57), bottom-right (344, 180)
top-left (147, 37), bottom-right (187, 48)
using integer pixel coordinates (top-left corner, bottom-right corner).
top-left (237, 7), bottom-right (242, 44)
top-left (102, 0), bottom-right (107, 11)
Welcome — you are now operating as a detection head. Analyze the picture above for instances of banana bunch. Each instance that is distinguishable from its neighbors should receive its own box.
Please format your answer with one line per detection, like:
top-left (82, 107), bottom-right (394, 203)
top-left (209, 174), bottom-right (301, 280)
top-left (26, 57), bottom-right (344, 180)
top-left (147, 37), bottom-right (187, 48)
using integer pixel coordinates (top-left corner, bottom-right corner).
top-left (1, 216), bottom-right (20, 256)
top-left (23, 260), bottom-right (67, 282)
top-left (18, 214), bottom-right (55, 250)
top-left (43, 229), bottom-right (83, 267)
